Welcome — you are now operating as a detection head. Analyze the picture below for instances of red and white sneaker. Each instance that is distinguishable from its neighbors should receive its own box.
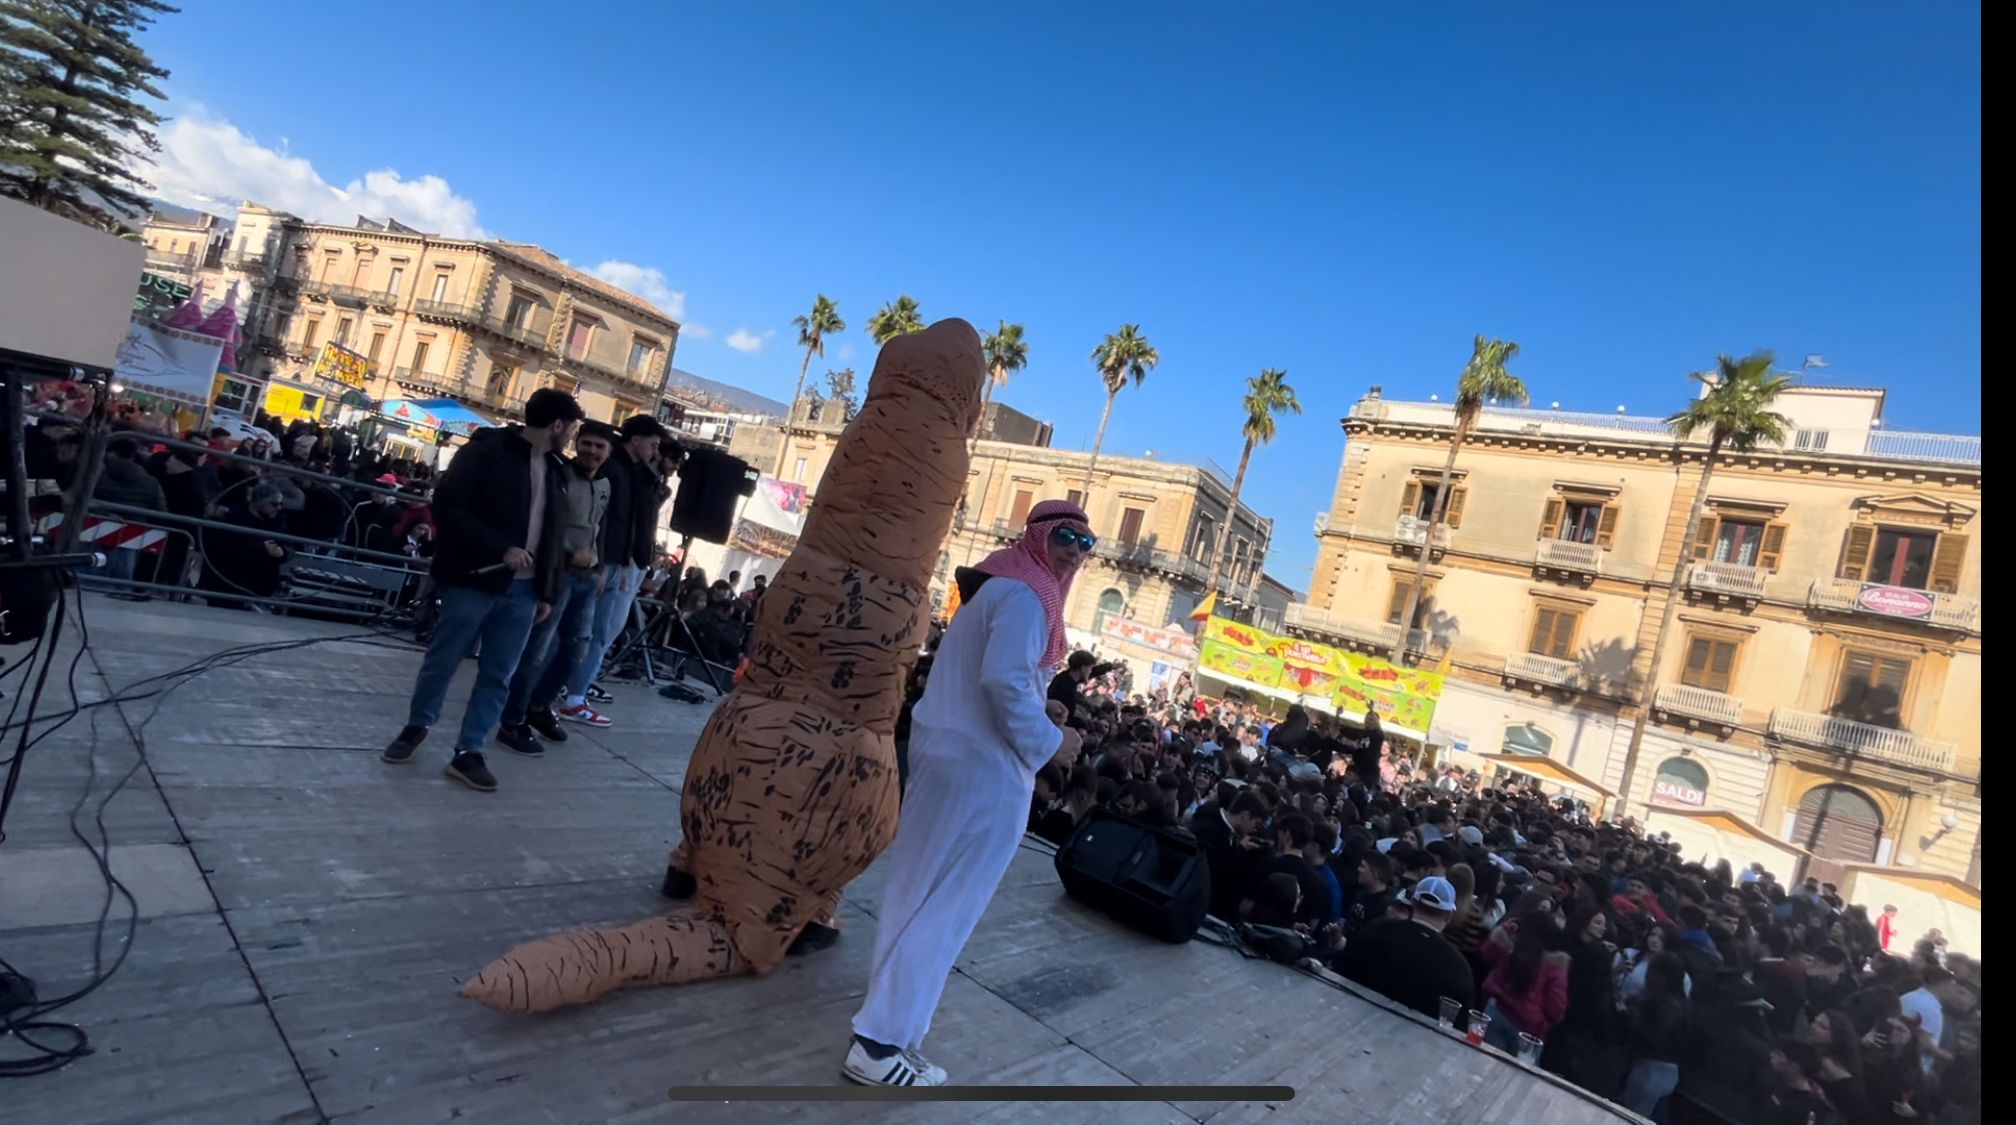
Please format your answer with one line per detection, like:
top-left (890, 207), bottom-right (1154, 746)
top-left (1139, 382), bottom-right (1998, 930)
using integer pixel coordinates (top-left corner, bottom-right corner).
top-left (557, 702), bottom-right (612, 727)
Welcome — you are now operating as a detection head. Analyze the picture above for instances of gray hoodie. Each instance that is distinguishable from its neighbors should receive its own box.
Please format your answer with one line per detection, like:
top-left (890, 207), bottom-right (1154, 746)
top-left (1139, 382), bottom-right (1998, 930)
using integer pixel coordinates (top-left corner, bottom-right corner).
top-left (554, 459), bottom-right (611, 571)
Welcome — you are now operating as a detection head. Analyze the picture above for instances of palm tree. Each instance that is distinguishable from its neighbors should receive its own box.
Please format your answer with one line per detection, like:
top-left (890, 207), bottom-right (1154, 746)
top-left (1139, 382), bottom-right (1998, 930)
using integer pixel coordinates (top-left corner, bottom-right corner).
top-left (980, 320), bottom-right (1029, 422)
top-left (780, 294), bottom-right (844, 474)
top-left (1208, 369), bottom-right (1301, 595)
top-left (1085, 324), bottom-right (1158, 489)
top-left (1614, 352), bottom-right (1793, 809)
top-left (1388, 335), bottom-right (1527, 664)
top-left (866, 295), bottom-right (924, 344)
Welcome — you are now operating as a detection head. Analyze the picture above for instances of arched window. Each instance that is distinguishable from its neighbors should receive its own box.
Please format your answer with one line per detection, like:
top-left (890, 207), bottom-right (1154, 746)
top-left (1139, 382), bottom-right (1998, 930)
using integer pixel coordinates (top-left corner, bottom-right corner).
top-left (1652, 757), bottom-right (1710, 807)
top-left (1794, 784), bottom-right (1884, 873)
top-left (1502, 724), bottom-right (1553, 757)
top-left (1093, 588), bottom-right (1125, 634)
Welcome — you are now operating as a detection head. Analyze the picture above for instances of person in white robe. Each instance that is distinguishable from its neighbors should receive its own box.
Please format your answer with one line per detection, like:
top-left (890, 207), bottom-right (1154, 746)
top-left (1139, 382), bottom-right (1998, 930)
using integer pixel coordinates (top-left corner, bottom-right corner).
top-left (842, 498), bottom-right (1092, 1087)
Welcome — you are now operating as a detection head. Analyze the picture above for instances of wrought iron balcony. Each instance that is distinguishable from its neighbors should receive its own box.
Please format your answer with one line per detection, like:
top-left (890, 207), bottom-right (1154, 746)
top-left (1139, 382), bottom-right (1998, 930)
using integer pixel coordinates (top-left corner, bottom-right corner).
top-left (223, 250), bottom-right (270, 272)
top-left (143, 249), bottom-right (198, 272)
top-left (1283, 603), bottom-right (1428, 654)
top-left (390, 367), bottom-right (460, 395)
top-left (365, 289), bottom-right (403, 311)
top-left (328, 284), bottom-right (373, 308)
top-left (1768, 708), bottom-right (1957, 773)
top-left (482, 311), bottom-right (551, 350)
top-left (1688, 560), bottom-right (1769, 602)
top-left (1808, 577), bottom-right (1979, 633)
top-left (412, 298), bottom-right (479, 324)
top-left (1653, 683), bottom-right (1744, 729)
top-left (297, 278), bottom-right (334, 300)
top-left (1534, 537), bottom-right (1602, 577)
top-left (1504, 651), bottom-right (1583, 691)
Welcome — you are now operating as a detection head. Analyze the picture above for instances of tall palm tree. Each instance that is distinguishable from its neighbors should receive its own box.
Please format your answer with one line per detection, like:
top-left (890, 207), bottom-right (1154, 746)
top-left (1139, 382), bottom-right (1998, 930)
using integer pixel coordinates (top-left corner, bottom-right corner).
top-left (780, 294), bottom-right (844, 474)
top-left (1209, 369), bottom-right (1301, 594)
top-left (865, 295), bottom-right (924, 344)
top-left (1389, 335), bottom-right (1527, 664)
top-left (1084, 324), bottom-right (1158, 489)
top-left (1614, 352), bottom-right (1793, 808)
top-left (980, 320), bottom-right (1029, 421)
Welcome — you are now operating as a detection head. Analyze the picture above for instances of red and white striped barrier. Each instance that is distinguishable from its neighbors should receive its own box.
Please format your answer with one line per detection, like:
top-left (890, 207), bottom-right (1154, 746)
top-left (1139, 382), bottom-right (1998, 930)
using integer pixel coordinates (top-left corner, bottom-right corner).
top-left (35, 513), bottom-right (170, 553)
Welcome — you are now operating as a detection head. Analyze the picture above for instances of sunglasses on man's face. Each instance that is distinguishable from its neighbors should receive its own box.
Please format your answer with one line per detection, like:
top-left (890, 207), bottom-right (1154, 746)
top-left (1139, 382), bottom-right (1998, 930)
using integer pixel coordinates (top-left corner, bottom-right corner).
top-left (1051, 526), bottom-right (1098, 551)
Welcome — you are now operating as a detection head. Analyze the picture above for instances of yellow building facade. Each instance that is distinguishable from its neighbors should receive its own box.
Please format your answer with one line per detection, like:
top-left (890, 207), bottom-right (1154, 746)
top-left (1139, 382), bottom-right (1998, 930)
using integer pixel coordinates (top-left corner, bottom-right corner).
top-left (1295, 386), bottom-right (1980, 886)
top-left (144, 203), bottom-right (679, 430)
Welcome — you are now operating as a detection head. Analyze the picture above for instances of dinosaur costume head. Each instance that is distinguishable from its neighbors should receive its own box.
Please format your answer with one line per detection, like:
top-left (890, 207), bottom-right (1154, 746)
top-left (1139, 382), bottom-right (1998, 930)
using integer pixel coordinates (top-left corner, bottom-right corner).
top-left (461, 319), bottom-right (986, 1014)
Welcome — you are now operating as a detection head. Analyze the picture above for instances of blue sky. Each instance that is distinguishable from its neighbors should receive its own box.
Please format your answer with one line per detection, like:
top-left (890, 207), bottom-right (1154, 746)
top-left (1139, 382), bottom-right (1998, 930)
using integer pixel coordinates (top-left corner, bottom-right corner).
top-left (137, 1), bottom-right (1980, 591)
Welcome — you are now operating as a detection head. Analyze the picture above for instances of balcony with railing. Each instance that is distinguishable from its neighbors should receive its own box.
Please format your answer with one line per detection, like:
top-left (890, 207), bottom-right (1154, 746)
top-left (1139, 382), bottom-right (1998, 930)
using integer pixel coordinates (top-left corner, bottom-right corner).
top-left (412, 298), bottom-right (479, 324)
top-left (143, 248), bottom-right (199, 273)
top-left (1768, 708), bottom-right (1958, 773)
top-left (560, 348), bottom-right (660, 392)
top-left (389, 367), bottom-right (461, 396)
top-left (1534, 537), bottom-right (1602, 578)
top-left (223, 250), bottom-right (270, 273)
top-left (328, 284), bottom-right (372, 308)
top-left (1807, 576), bottom-right (1979, 633)
top-left (482, 310), bottom-right (552, 351)
top-left (297, 278), bottom-right (334, 300)
top-left (1653, 683), bottom-right (1744, 730)
top-left (1392, 515), bottom-right (1449, 552)
top-left (1688, 560), bottom-right (1769, 604)
top-left (1504, 651), bottom-right (1583, 691)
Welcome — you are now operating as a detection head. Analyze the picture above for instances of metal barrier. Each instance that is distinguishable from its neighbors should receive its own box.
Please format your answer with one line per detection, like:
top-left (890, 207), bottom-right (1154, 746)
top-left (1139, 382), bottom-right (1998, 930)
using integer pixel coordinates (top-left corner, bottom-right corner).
top-left (25, 414), bottom-right (436, 623)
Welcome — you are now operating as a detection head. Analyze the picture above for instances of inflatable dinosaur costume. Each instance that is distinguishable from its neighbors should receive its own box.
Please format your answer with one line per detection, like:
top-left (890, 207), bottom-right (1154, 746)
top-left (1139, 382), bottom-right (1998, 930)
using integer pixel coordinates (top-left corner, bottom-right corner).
top-left (461, 319), bottom-right (985, 1013)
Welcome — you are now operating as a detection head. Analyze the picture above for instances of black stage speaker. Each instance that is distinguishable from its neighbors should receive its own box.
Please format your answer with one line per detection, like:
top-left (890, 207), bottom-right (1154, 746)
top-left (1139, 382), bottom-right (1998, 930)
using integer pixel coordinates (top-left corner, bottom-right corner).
top-left (1052, 808), bottom-right (1210, 943)
top-left (669, 447), bottom-right (755, 545)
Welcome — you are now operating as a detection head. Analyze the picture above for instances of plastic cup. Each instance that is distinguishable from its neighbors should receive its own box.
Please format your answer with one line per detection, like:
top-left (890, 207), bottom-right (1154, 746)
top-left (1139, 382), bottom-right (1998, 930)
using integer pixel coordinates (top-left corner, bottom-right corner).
top-left (1465, 1009), bottom-right (1489, 1047)
top-left (1517, 1032), bottom-right (1544, 1063)
top-left (1437, 996), bottom-right (1463, 1030)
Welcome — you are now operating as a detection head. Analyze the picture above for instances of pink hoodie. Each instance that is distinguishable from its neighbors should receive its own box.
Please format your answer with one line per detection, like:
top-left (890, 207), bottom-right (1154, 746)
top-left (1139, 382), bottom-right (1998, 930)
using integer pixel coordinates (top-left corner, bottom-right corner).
top-left (1479, 938), bottom-right (1571, 1036)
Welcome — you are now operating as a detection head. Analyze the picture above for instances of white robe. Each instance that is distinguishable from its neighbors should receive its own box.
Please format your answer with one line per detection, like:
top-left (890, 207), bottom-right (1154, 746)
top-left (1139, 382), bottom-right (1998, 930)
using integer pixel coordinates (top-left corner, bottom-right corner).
top-left (852, 576), bottom-right (1063, 1050)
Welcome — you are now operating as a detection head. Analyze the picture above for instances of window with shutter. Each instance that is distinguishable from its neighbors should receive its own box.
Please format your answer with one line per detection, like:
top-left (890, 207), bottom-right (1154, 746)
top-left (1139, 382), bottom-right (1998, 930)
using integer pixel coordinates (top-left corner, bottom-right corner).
top-left (1758, 522), bottom-right (1788, 572)
top-left (1009, 489), bottom-right (1033, 525)
top-left (1526, 605), bottom-right (1580, 659)
top-left (1680, 634), bottom-right (1739, 693)
top-left (1691, 516), bottom-right (1720, 561)
top-left (1066, 489), bottom-right (1086, 510)
top-left (1595, 504), bottom-right (1620, 549)
top-left (1445, 485), bottom-right (1468, 529)
top-left (1540, 497), bottom-right (1565, 540)
top-left (1398, 480), bottom-right (1421, 519)
top-left (1928, 534), bottom-right (1968, 594)
top-left (1387, 579), bottom-right (1436, 626)
top-left (1837, 525), bottom-right (1876, 582)
top-left (1118, 507), bottom-right (1145, 545)
top-left (1832, 650), bottom-right (1911, 728)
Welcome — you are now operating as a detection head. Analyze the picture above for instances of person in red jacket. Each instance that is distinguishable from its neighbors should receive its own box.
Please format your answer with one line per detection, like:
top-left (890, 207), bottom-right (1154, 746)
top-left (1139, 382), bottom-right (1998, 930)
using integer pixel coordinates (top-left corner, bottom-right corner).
top-left (1480, 909), bottom-right (1571, 1054)
top-left (1876, 903), bottom-right (1899, 951)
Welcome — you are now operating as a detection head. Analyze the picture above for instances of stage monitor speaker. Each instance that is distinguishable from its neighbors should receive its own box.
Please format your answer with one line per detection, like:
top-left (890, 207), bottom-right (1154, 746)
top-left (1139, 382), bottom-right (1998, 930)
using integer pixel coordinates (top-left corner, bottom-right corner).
top-left (1053, 808), bottom-right (1210, 943)
top-left (669, 447), bottom-right (753, 545)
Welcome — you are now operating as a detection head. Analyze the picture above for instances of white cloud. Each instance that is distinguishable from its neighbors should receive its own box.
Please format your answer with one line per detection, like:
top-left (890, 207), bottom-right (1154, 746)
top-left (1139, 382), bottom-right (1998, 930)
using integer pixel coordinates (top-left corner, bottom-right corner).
top-left (726, 328), bottom-right (765, 354)
top-left (683, 323), bottom-right (714, 340)
top-left (586, 260), bottom-right (686, 320)
top-left (139, 107), bottom-right (487, 238)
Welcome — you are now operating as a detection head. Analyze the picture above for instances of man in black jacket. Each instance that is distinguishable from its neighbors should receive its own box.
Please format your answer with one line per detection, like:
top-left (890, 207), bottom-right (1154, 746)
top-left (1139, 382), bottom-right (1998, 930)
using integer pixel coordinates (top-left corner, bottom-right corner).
top-left (382, 388), bottom-right (582, 792)
top-left (552, 414), bottom-right (670, 727)
top-left (1189, 790), bottom-right (1270, 920)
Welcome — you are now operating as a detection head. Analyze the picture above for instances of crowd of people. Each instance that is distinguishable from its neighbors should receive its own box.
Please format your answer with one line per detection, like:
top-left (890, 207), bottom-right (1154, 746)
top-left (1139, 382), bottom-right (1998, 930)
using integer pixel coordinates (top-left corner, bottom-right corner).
top-left (1012, 664), bottom-right (1981, 1125)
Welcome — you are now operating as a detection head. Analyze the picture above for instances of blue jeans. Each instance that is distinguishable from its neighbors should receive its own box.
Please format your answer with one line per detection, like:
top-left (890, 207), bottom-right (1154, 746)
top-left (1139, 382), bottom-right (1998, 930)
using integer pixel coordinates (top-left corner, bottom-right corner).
top-left (1619, 1059), bottom-right (1679, 1119)
top-left (564, 563), bottom-right (639, 703)
top-left (405, 581), bottom-right (540, 753)
top-left (1482, 999), bottom-right (1526, 1053)
top-left (503, 570), bottom-right (600, 726)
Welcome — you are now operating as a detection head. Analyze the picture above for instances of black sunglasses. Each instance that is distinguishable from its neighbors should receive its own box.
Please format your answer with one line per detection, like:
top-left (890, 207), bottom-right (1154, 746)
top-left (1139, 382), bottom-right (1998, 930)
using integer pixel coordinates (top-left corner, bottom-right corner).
top-left (1051, 526), bottom-right (1097, 551)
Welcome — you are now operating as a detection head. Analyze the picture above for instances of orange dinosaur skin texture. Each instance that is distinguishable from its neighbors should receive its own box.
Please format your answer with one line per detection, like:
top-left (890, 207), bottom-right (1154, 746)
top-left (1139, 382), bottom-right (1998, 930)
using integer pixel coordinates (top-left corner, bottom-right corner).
top-left (461, 318), bottom-right (985, 1014)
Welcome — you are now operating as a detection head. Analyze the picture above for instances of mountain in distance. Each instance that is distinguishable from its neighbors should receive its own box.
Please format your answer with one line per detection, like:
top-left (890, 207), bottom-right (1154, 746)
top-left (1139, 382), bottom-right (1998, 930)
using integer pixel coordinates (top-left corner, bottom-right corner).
top-left (663, 367), bottom-right (787, 418)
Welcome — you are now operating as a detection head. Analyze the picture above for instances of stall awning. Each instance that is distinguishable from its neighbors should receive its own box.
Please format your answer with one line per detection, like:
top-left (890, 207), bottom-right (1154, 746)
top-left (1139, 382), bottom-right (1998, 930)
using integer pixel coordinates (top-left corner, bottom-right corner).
top-left (1473, 752), bottom-right (1616, 804)
top-left (406, 398), bottom-right (501, 436)
top-left (1643, 806), bottom-right (1809, 882)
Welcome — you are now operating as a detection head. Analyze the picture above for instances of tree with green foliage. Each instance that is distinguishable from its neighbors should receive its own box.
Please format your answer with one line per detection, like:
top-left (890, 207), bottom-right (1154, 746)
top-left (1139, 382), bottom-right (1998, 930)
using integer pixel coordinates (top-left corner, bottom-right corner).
top-left (1084, 324), bottom-right (1157, 489)
top-left (865, 295), bottom-right (924, 344)
top-left (777, 293), bottom-right (843, 474)
top-left (1389, 335), bottom-right (1528, 664)
top-left (825, 366), bottom-right (856, 417)
top-left (0, 0), bottom-right (179, 224)
top-left (1209, 368), bottom-right (1300, 594)
top-left (1614, 352), bottom-right (1793, 808)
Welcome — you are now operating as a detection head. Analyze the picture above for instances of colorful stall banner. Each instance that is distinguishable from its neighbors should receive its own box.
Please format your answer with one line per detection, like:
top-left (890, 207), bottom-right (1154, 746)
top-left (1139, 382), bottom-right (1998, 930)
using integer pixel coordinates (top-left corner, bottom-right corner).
top-left (1197, 639), bottom-right (1283, 689)
top-left (314, 342), bottom-right (370, 388)
top-left (1333, 652), bottom-right (1446, 737)
top-left (1201, 616), bottom-right (1270, 653)
top-left (1101, 616), bottom-right (1198, 657)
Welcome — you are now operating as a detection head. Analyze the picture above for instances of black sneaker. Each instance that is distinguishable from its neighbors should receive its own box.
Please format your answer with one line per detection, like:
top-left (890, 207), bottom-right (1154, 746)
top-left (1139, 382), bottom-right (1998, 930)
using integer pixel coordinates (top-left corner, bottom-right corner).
top-left (525, 708), bottom-right (568, 743)
top-left (382, 725), bottom-right (427, 764)
top-left (789, 921), bottom-right (842, 957)
top-left (661, 865), bottom-right (697, 899)
top-left (586, 682), bottom-right (613, 703)
top-left (445, 750), bottom-right (498, 792)
top-left (496, 724), bottom-right (544, 757)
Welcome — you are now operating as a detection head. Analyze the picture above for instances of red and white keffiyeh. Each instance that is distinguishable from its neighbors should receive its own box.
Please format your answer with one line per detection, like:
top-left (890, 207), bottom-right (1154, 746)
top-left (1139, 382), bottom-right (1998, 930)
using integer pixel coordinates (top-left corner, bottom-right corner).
top-left (975, 498), bottom-right (1091, 669)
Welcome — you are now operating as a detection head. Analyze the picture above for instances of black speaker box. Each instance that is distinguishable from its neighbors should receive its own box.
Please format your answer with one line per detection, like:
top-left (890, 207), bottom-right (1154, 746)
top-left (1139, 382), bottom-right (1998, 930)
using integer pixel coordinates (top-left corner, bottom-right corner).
top-left (1052, 808), bottom-right (1211, 943)
top-left (669, 447), bottom-right (752, 545)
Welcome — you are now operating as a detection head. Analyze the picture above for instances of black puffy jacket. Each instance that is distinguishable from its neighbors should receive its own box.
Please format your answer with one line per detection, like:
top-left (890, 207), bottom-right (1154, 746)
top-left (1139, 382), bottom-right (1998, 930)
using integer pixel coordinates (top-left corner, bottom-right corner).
top-left (428, 426), bottom-right (565, 601)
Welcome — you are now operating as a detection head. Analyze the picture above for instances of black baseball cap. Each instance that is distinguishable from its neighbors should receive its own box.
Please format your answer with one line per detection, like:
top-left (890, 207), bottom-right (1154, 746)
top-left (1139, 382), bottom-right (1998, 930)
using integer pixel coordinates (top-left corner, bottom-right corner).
top-left (620, 414), bottom-right (672, 441)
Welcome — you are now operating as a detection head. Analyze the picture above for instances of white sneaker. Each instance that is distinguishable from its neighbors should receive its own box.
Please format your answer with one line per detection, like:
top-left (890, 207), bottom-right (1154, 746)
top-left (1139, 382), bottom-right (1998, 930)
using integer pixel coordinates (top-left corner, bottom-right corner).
top-left (842, 1040), bottom-right (947, 1087)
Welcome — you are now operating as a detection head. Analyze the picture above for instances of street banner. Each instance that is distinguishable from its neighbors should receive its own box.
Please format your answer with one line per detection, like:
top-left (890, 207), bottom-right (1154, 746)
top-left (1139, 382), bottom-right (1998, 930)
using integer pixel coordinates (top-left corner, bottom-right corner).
top-left (315, 342), bottom-right (370, 388)
top-left (1195, 614), bottom-right (1444, 736)
top-left (112, 318), bottom-right (224, 406)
